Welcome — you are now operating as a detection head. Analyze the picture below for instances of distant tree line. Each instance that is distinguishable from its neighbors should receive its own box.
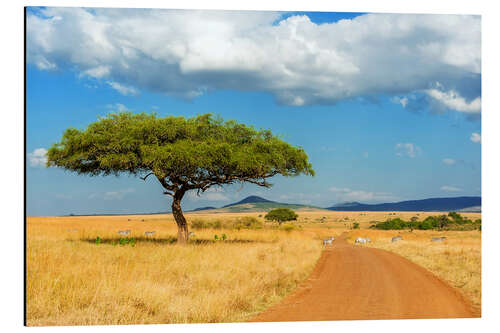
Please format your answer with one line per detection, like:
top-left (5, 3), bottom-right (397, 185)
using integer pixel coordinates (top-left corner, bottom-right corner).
top-left (370, 212), bottom-right (481, 231)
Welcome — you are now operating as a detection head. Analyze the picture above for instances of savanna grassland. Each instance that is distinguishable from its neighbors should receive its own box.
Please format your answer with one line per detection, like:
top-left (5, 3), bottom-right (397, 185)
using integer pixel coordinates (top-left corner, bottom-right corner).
top-left (26, 210), bottom-right (481, 325)
top-left (26, 213), bottom-right (326, 326)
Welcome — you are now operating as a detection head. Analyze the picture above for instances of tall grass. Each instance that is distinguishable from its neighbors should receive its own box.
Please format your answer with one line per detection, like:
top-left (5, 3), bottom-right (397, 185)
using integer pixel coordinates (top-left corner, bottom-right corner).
top-left (26, 216), bottom-right (322, 326)
top-left (348, 229), bottom-right (481, 314)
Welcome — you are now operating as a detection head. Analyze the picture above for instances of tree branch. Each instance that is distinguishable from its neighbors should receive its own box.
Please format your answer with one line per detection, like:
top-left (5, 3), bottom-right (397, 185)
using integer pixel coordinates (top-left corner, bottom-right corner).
top-left (140, 172), bottom-right (154, 181)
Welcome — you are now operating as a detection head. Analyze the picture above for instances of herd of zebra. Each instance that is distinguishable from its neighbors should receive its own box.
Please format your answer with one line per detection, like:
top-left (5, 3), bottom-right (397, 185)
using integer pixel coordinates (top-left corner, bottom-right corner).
top-left (117, 230), bottom-right (157, 237)
top-left (322, 235), bottom-right (448, 246)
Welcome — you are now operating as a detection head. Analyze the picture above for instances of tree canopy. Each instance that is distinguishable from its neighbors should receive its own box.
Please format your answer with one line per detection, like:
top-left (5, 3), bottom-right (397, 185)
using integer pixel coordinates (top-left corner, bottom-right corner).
top-left (47, 112), bottom-right (315, 243)
top-left (264, 208), bottom-right (299, 224)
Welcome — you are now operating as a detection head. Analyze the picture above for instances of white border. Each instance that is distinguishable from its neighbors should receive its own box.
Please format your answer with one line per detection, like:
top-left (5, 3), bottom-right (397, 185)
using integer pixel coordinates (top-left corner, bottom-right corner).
top-left (3, 1), bottom-right (499, 332)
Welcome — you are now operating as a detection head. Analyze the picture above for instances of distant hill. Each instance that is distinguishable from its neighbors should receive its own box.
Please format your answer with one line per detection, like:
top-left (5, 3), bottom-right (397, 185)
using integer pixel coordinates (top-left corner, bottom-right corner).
top-left (222, 195), bottom-right (275, 207)
top-left (189, 206), bottom-right (217, 212)
top-left (327, 196), bottom-right (481, 212)
top-left (195, 195), bottom-right (322, 213)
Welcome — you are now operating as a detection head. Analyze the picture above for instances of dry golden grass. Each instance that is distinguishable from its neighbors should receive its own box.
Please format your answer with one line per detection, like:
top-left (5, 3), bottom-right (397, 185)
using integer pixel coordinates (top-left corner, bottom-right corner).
top-left (347, 228), bottom-right (481, 314)
top-left (27, 210), bottom-right (481, 325)
top-left (26, 214), bottom-right (325, 326)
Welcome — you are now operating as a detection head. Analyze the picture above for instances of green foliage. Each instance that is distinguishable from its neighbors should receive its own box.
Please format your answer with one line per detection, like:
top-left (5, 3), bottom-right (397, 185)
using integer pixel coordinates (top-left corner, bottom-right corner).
top-left (352, 222), bottom-right (360, 229)
top-left (371, 218), bottom-right (408, 230)
top-left (265, 208), bottom-right (298, 224)
top-left (95, 236), bottom-right (101, 245)
top-left (47, 112), bottom-right (315, 188)
top-left (371, 213), bottom-right (479, 231)
top-left (213, 233), bottom-right (227, 241)
top-left (117, 237), bottom-right (136, 246)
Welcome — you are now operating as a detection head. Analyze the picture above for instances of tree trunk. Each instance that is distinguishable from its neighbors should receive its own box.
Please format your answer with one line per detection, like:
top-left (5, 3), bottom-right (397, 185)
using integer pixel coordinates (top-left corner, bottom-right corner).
top-left (172, 190), bottom-right (189, 244)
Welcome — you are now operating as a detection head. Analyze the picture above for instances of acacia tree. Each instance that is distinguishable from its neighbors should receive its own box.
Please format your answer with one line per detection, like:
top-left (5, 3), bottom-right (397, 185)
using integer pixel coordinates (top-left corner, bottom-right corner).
top-left (47, 113), bottom-right (315, 244)
top-left (264, 208), bottom-right (298, 225)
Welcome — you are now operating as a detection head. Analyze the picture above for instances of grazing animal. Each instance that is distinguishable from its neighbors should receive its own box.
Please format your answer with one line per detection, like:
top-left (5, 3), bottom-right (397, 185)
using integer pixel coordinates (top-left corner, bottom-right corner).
top-left (323, 238), bottom-right (333, 247)
top-left (355, 237), bottom-right (367, 245)
top-left (365, 237), bottom-right (371, 243)
top-left (117, 230), bottom-right (131, 236)
top-left (144, 231), bottom-right (156, 237)
top-left (392, 236), bottom-right (402, 243)
top-left (431, 237), bottom-right (447, 242)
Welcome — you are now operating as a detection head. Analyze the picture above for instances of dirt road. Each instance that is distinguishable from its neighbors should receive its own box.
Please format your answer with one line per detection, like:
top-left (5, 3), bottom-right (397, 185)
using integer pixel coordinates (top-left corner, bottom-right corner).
top-left (251, 233), bottom-right (476, 322)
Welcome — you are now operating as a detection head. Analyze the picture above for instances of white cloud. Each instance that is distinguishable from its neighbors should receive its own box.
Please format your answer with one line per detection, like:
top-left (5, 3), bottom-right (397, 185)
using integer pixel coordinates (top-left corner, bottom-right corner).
top-left (187, 187), bottom-right (229, 201)
top-left (470, 132), bottom-right (481, 143)
top-left (82, 65), bottom-right (110, 78)
top-left (27, 8), bottom-right (480, 107)
top-left (329, 186), bottom-right (395, 202)
top-left (440, 185), bottom-right (462, 192)
top-left (426, 88), bottom-right (481, 113)
top-left (395, 143), bottom-right (421, 158)
top-left (107, 81), bottom-right (139, 96)
top-left (442, 158), bottom-right (456, 165)
top-left (28, 148), bottom-right (48, 167)
top-left (391, 96), bottom-right (408, 108)
top-left (89, 188), bottom-right (135, 200)
top-left (106, 103), bottom-right (130, 112)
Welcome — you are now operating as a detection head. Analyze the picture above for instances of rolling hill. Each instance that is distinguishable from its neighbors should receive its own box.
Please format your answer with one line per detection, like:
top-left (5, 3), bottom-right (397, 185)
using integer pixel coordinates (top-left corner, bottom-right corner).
top-left (192, 195), bottom-right (322, 213)
top-left (326, 196), bottom-right (481, 212)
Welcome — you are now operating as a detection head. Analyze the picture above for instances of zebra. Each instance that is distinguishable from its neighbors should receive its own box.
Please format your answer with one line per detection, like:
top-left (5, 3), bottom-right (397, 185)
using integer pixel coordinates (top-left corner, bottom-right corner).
top-left (431, 237), bottom-right (447, 242)
top-left (323, 238), bottom-right (333, 247)
top-left (355, 237), bottom-right (367, 245)
top-left (392, 236), bottom-right (402, 243)
top-left (117, 230), bottom-right (131, 236)
top-left (144, 231), bottom-right (156, 237)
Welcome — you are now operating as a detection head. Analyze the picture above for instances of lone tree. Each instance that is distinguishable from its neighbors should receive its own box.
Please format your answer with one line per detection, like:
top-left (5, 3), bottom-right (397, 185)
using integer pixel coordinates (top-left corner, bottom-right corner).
top-left (264, 208), bottom-right (299, 225)
top-left (47, 113), bottom-right (314, 243)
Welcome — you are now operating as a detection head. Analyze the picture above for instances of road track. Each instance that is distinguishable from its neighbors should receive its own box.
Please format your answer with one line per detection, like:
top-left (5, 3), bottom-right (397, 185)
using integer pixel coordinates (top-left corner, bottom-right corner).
top-left (251, 233), bottom-right (477, 322)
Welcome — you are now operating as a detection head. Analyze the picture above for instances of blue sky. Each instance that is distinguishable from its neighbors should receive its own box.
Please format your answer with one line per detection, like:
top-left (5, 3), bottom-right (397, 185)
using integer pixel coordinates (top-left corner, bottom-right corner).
top-left (26, 8), bottom-right (481, 216)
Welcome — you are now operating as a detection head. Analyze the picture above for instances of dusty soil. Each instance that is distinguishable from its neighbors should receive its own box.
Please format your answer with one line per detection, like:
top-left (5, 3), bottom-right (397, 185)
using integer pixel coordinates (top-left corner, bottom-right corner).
top-left (251, 233), bottom-right (477, 322)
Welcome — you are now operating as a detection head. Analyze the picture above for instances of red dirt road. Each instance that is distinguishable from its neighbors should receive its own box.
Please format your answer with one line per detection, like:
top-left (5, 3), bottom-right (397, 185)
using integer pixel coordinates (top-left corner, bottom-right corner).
top-left (251, 234), bottom-right (477, 322)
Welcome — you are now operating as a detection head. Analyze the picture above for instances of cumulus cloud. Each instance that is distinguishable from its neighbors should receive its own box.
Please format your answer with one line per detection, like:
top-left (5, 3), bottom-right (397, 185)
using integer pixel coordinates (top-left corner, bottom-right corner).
top-left (426, 88), bottom-right (481, 113)
top-left (187, 187), bottom-right (229, 201)
top-left (442, 158), bottom-right (456, 165)
top-left (470, 132), bottom-right (481, 143)
top-left (440, 185), bottom-right (462, 192)
top-left (329, 186), bottom-right (396, 202)
top-left (395, 143), bottom-right (421, 158)
top-left (26, 8), bottom-right (480, 108)
top-left (28, 148), bottom-right (48, 167)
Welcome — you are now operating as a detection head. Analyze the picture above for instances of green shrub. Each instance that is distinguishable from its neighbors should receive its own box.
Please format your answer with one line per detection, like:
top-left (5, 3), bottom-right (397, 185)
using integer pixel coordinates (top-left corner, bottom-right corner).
top-left (265, 208), bottom-right (298, 225)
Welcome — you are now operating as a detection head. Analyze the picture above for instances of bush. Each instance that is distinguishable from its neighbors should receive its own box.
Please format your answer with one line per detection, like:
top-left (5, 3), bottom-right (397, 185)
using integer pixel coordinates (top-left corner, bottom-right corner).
top-left (353, 222), bottom-right (360, 229)
top-left (265, 208), bottom-right (298, 225)
top-left (373, 218), bottom-right (408, 230)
